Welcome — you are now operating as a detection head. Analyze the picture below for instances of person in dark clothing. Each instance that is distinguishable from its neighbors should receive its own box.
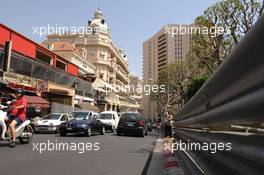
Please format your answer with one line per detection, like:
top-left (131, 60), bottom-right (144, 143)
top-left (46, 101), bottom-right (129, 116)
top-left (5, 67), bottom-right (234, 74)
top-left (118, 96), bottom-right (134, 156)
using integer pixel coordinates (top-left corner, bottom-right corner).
top-left (165, 111), bottom-right (173, 138)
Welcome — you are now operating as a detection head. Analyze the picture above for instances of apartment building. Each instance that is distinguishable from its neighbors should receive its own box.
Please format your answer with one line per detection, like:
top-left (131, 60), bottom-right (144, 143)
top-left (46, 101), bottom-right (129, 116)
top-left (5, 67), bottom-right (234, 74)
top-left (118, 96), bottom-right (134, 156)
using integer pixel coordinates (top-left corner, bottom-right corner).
top-left (142, 24), bottom-right (192, 120)
top-left (42, 9), bottom-right (138, 112)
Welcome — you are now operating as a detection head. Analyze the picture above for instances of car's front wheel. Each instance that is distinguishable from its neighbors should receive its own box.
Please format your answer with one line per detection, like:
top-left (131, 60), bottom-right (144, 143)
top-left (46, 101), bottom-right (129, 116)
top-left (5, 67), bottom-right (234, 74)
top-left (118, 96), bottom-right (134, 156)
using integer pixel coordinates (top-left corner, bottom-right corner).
top-left (87, 127), bottom-right (92, 137)
top-left (100, 126), bottom-right (105, 135)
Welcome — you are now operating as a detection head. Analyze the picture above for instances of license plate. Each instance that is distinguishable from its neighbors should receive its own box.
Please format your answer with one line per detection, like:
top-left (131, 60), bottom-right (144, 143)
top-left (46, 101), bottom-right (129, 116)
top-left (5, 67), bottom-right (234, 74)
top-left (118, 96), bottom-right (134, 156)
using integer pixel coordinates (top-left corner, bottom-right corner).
top-left (67, 128), bottom-right (72, 130)
top-left (39, 128), bottom-right (48, 131)
top-left (126, 123), bottom-right (134, 127)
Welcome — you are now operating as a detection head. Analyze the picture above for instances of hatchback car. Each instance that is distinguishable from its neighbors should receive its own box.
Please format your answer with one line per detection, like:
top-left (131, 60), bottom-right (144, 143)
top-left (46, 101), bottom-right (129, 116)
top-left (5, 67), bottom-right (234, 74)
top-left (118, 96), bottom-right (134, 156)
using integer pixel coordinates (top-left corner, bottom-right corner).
top-left (34, 113), bottom-right (74, 133)
top-left (59, 111), bottom-right (105, 136)
top-left (117, 112), bottom-right (147, 137)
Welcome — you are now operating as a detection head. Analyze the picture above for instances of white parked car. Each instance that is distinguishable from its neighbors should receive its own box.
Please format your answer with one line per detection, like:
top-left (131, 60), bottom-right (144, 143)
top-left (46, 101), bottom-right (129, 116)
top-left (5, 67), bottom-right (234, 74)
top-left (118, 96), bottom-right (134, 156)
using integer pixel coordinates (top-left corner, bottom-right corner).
top-left (34, 113), bottom-right (74, 133)
top-left (99, 111), bottom-right (119, 132)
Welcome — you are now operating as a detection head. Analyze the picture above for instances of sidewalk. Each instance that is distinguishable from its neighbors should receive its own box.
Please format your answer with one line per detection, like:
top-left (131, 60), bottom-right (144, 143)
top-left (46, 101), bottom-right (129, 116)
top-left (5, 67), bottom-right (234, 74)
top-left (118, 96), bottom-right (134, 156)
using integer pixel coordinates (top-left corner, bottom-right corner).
top-left (147, 126), bottom-right (184, 175)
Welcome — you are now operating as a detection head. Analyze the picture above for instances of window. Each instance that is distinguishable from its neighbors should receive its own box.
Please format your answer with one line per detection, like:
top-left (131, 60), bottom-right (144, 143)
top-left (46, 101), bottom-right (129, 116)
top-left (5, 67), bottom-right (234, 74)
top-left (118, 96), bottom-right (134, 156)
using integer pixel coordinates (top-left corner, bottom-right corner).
top-left (93, 114), bottom-right (99, 119)
top-left (68, 115), bottom-right (74, 120)
top-left (36, 50), bottom-right (53, 65)
top-left (100, 73), bottom-right (104, 79)
top-left (10, 55), bottom-right (32, 77)
top-left (32, 63), bottom-right (54, 82)
top-left (56, 59), bottom-right (67, 71)
top-left (60, 115), bottom-right (68, 121)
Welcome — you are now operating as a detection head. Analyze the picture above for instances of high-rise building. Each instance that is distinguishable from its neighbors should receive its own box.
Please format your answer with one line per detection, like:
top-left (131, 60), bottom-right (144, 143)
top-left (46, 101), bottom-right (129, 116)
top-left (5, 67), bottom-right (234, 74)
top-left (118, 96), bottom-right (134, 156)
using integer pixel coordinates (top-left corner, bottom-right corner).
top-left (142, 24), bottom-right (192, 120)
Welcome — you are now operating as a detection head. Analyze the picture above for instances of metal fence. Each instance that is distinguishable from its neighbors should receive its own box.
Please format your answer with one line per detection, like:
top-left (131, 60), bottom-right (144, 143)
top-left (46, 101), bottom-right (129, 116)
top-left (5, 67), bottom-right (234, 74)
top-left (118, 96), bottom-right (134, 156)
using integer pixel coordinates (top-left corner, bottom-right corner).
top-left (173, 15), bottom-right (264, 175)
top-left (174, 15), bottom-right (264, 127)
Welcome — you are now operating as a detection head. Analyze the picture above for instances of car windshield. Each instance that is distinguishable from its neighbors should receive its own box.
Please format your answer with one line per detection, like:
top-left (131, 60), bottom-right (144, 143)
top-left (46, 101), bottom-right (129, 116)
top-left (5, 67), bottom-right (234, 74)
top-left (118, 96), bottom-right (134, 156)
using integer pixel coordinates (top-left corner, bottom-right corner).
top-left (121, 113), bottom-right (140, 121)
top-left (99, 113), bottom-right (113, 120)
top-left (73, 112), bottom-right (91, 120)
top-left (42, 114), bottom-right (61, 120)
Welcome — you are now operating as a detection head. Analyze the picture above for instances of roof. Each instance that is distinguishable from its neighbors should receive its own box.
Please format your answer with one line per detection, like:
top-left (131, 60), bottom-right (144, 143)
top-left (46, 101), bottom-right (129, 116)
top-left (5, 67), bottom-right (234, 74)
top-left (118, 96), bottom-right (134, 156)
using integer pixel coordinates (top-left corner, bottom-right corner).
top-left (0, 24), bottom-right (79, 69)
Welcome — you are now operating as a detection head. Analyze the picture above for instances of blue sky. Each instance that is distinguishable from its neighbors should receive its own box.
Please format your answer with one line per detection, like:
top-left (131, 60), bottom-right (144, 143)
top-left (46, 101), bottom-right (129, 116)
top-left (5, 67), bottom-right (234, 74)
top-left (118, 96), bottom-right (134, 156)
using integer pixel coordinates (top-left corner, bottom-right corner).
top-left (0, 0), bottom-right (217, 78)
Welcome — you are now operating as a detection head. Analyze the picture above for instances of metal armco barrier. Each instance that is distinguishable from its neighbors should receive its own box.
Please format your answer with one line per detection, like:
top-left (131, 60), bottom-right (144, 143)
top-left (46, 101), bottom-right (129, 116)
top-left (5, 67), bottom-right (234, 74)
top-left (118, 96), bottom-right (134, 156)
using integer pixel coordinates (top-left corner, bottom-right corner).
top-left (174, 15), bottom-right (264, 126)
top-left (174, 128), bottom-right (264, 175)
top-left (173, 15), bottom-right (264, 175)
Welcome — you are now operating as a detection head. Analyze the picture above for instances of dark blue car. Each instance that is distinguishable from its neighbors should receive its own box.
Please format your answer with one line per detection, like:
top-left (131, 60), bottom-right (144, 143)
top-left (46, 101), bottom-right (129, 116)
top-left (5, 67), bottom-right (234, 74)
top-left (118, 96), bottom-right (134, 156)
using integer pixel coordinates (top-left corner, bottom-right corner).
top-left (59, 111), bottom-right (105, 137)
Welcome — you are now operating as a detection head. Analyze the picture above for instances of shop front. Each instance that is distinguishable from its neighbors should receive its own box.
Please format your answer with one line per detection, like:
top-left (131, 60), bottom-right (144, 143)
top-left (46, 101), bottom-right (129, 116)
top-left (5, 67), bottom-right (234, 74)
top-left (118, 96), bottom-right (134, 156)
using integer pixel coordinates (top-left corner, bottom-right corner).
top-left (42, 82), bottom-right (75, 114)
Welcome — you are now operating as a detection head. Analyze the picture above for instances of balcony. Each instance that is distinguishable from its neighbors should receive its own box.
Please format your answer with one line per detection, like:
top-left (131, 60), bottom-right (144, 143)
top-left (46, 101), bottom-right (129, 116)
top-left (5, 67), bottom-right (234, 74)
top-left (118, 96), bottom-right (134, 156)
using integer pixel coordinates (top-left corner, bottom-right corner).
top-left (116, 65), bottom-right (129, 84)
top-left (3, 50), bottom-right (93, 95)
top-left (96, 58), bottom-right (111, 67)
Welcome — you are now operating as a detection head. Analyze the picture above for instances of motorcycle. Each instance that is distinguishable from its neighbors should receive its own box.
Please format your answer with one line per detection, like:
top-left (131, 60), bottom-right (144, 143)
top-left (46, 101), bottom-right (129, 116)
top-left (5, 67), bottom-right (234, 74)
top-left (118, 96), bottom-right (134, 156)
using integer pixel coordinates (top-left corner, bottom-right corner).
top-left (0, 103), bottom-right (34, 144)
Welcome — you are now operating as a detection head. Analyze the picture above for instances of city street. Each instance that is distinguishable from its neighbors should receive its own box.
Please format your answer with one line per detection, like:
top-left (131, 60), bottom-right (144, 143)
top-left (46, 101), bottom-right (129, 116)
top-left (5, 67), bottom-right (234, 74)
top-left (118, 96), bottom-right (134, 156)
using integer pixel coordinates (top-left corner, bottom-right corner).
top-left (0, 132), bottom-right (157, 175)
top-left (1, 0), bottom-right (263, 174)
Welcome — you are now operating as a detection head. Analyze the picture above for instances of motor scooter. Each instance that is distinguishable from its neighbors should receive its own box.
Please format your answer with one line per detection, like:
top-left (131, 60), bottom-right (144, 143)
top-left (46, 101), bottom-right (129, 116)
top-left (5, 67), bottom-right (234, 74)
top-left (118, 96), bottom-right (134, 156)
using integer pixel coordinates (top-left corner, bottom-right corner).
top-left (0, 103), bottom-right (34, 144)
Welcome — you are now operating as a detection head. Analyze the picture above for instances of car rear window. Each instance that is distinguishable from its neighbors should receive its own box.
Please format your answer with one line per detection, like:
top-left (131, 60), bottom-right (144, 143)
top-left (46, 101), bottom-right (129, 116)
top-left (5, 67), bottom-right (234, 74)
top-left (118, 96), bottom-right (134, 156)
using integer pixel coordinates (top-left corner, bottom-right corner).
top-left (72, 112), bottom-right (91, 120)
top-left (120, 113), bottom-right (141, 121)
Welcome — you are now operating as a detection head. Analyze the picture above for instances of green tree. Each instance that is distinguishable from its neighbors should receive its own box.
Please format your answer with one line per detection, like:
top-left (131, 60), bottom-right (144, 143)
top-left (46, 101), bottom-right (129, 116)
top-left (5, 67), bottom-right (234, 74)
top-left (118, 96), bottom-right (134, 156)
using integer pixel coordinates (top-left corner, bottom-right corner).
top-left (190, 0), bottom-right (264, 74)
top-left (186, 75), bottom-right (208, 102)
top-left (151, 62), bottom-right (190, 115)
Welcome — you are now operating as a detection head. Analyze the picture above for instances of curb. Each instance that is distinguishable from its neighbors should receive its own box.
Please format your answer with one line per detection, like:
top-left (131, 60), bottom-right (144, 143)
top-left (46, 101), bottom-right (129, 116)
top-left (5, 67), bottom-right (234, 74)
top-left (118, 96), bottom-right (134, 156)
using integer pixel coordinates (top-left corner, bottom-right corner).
top-left (147, 125), bottom-right (184, 175)
top-left (163, 138), bottom-right (184, 175)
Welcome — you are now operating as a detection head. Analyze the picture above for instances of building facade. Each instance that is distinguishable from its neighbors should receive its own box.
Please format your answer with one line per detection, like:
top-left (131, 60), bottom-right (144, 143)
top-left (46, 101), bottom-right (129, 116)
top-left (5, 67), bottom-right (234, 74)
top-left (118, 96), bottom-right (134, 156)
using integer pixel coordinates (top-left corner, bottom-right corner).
top-left (42, 9), bottom-right (139, 112)
top-left (142, 24), bottom-right (192, 120)
top-left (0, 23), bottom-right (94, 115)
top-left (128, 75), bottom-right (143, 110)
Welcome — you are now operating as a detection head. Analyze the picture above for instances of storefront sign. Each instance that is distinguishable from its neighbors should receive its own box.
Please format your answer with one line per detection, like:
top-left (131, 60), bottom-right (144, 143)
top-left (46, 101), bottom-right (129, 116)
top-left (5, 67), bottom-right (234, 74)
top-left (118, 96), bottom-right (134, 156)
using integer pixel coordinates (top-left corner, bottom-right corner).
top-left (3, 72), bottom-right (37, 92)
top-left (37, 80), bottom-right (48, 92)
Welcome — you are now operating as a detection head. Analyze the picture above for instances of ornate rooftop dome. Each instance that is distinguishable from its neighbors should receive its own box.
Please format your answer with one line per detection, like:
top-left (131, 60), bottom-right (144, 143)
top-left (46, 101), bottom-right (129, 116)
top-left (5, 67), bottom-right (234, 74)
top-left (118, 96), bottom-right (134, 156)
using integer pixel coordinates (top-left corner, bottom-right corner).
top-left (88, 9), bottom-right (109, 34)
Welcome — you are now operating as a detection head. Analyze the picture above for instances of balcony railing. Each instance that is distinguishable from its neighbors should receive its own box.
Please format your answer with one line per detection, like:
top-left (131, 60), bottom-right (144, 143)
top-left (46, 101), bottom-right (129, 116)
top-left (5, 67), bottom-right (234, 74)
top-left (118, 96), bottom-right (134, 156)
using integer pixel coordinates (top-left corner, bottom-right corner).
top-left (0, 49), bottom-right (93, 96)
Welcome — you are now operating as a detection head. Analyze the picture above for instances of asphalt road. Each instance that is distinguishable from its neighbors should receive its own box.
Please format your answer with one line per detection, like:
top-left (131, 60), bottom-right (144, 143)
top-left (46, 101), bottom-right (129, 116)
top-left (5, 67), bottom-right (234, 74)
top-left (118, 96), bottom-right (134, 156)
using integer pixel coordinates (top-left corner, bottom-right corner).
top-left (0, 131), bottom-right (157, 175)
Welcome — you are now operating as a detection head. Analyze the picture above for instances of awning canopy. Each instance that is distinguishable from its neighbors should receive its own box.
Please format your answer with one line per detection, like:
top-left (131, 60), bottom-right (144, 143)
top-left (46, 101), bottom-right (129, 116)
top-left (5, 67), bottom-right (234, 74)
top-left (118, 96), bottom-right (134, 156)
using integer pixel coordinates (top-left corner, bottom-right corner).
top-left (24, 95), bottom-right (50, 108)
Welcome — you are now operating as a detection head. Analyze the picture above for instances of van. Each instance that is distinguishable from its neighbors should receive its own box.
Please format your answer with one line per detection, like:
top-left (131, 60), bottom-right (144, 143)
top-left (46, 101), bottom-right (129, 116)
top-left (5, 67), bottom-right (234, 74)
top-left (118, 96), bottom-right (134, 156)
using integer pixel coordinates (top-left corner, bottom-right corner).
top-left (99, 111), bottom-right (119, 132)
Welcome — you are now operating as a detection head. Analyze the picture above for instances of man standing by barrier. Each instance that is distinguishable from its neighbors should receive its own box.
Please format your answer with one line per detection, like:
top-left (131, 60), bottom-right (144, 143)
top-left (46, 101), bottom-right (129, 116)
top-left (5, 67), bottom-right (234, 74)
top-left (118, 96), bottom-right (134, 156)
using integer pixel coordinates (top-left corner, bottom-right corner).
top-left (164, 111), bottom-right (173, 138)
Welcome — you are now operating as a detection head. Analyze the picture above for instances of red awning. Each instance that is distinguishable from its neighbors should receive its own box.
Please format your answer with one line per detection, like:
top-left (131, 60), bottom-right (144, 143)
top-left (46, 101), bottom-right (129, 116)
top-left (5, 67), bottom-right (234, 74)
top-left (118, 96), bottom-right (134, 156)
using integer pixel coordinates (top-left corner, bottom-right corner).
top-left (24, 95), bottom-right (50, 108)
